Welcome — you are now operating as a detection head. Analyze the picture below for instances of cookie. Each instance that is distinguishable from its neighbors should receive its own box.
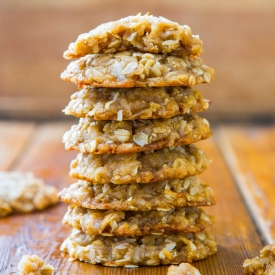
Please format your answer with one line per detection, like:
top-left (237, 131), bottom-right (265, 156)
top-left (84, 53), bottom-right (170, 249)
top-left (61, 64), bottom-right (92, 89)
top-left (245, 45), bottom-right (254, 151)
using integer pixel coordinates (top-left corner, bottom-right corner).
top-left (243, 245), bottom-right (275, 275)
top-left (63, 206), bottom-right (215, 236)
top-left (64, 86), bottom-right (210, 120)
top-left (63, 114), bottom-right (211, 154)
top-left (60, 229), bottom-right (217, 267)
top-left (70, 145), bottom-right (210, 184)
top-left (61, 51), bottom-right (214, 88)
top-left (58, 177), bottom-right (216, 211)
top-left (63, 13), bottom-right (203, 59)
top-left (0, 171), bottom-right (58, 217)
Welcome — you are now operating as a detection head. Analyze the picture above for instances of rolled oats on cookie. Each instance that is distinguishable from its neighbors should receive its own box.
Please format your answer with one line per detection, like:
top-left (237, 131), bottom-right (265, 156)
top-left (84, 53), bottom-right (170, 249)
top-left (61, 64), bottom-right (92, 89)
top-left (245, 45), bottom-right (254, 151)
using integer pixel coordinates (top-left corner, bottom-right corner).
top-left (63, 114), bottom-right (211, 154)
top-left (61, 51), bottom-right (214, 88)
top-left (60, 229), bottom-right (217, 267)
top-left (64, 13), bottom-right (203, 59)
top-left (69, 145), bottom-right (210, 184)
top-left (64, 86), bottom-right (210, 120)
top-left (63, 205), bottom-right (215, 236)
top-left (58, 177), bottom-right (216, 211)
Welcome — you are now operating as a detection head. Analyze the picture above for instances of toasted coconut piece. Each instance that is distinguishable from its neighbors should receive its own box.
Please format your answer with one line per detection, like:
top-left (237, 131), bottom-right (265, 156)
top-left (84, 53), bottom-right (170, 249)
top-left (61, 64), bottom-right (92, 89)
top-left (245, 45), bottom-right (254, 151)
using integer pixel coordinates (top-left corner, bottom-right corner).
top-left (63, 114), bottom-right (211, 154)
top-left (60, 229), bottom-right (217, 267)
top-left (63, 205), bottom-right (215, 236)
top-left (69, 145), bottom-right (210, 184)
top-left (58, 177), bottom-right (216, 211)
top-left (0, 171), bottom-right (58, 218)
top-left (63, 13), bottom-right (203, 59)
top-left (61, 51), bottom-right (214, 88)
top-left (64, 86), bottom-right (210, 120)
top-left (243, 245), bottom-right (275, 275)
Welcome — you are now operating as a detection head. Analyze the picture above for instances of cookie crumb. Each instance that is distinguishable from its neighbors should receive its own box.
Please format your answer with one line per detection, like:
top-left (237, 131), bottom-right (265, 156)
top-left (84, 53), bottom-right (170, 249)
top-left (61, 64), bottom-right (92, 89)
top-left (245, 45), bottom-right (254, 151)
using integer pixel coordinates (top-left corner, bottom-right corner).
top-left (18, 254), bottom-right (55, 275)
top-left (0, 171), bottom-right (58, 218)
top-left (167, 263), bottom-right (201, 275)
top-left (243, 244), bottom-right (275, 275)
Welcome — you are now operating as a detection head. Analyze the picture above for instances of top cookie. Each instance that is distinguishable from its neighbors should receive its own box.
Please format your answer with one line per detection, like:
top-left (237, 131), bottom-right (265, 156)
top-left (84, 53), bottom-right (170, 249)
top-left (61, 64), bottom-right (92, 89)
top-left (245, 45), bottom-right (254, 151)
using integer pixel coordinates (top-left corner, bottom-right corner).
top-left (63, 13), bottom-right (203, 60)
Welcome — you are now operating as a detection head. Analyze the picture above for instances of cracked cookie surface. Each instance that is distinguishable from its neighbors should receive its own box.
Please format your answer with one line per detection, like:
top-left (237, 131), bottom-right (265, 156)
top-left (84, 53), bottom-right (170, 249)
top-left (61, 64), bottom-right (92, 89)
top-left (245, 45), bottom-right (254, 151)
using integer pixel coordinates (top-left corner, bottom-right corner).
top-left (63, 13), bottom-right (203, 59)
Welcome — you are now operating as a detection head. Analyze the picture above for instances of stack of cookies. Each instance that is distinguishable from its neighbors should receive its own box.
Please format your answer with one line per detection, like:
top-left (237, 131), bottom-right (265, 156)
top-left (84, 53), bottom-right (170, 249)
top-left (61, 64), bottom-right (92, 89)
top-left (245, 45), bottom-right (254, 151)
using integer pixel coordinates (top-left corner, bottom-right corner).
top-left (58, 13), bottom-right (217, 267)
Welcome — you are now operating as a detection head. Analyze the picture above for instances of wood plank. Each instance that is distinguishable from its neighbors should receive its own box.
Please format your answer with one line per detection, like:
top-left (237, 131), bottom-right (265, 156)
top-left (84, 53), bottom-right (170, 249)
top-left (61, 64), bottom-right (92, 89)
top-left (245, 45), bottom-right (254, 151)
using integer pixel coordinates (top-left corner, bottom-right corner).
top-left (215, 125), bottom-right (275, 244)
top-left (194, 136), bottom-right (263, 274)
top-left (0, 123), bottom-right (263, 274)
top-left (0, 121), bottom-right (35, 170)
top-left (0, 122), bottom-right (76, 274)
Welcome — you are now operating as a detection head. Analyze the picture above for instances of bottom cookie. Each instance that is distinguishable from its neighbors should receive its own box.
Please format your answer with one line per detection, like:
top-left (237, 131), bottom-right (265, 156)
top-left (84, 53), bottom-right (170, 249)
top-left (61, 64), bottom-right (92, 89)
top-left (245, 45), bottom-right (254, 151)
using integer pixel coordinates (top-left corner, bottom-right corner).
top-left (61, 229), bottom-right (217, 267)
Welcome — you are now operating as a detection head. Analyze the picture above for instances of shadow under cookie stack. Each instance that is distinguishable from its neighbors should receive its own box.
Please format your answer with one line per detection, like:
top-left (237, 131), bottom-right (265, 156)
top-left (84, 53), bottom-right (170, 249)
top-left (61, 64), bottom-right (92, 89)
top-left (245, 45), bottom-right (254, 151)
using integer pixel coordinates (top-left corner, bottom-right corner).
top-left (58, 13), bottom-right (217, 267)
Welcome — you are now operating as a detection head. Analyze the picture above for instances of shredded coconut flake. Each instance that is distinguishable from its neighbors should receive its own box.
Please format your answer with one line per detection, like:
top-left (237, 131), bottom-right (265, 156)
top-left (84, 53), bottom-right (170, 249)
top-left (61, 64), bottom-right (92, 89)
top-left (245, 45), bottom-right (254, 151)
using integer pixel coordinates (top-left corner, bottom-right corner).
top-left (117, 110), bottom-right (123, 121)
top-left (105, 92), bottom-right (119, 110)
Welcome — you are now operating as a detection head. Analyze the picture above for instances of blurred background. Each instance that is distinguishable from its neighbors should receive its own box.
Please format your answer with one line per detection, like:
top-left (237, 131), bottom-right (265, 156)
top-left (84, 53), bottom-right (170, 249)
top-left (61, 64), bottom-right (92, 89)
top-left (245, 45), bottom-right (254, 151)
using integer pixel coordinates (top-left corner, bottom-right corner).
top-left (1, 0), bottom-right (275, 122)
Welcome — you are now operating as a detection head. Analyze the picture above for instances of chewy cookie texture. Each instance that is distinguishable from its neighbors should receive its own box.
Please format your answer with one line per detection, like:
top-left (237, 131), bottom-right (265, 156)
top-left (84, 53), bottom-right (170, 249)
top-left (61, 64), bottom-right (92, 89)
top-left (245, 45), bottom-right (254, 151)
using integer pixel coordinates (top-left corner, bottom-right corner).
top-left (58, 178), bottom-right (216, 211)
top-left (63, 114), bottom-right (211, 154)
top-left (59, 12), bottom-right (216, 267)
top-left (63, 13), bottom-right (203, 59)
top-left (61, 52), bottom-right (214, 88)
top-left (64, 86), bottom-right (209, 120)
top-left (63, 206), bottom-right (215, 236)
top-left (61, 229), bottom-right (217, 267)
top-left (69, 145), bottom-right (210, 184)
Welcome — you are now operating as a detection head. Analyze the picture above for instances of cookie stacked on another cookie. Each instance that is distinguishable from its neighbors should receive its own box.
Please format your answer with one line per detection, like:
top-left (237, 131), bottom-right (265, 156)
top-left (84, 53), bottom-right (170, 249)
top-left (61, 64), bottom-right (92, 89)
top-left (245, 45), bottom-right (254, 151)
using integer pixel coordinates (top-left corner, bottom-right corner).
top-left (59, 13), bottom-right (217, 267)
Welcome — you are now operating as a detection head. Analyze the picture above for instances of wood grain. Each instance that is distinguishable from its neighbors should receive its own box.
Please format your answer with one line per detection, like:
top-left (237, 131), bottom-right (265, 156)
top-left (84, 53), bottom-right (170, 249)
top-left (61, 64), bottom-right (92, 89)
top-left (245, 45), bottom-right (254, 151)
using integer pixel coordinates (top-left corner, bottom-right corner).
top-left (194, 136), bottom-right (263, 274)
top-left (0, 121), bottom-right (265, 274)
top-left (13, 122), bottom-right (76, 188)
top-left (0, 122), bottom-right (75, 275)
top-left (0, 121), bottom-right (35, 170)
top-left (215, 125), bottom-right (275, 244)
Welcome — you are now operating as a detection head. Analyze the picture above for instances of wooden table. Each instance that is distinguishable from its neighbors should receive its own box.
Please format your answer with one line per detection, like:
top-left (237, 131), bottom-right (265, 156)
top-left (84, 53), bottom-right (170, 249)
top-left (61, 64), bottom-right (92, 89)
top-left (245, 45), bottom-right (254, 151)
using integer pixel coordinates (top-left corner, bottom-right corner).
top-left (0, 121), bottom-right (274, 274)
